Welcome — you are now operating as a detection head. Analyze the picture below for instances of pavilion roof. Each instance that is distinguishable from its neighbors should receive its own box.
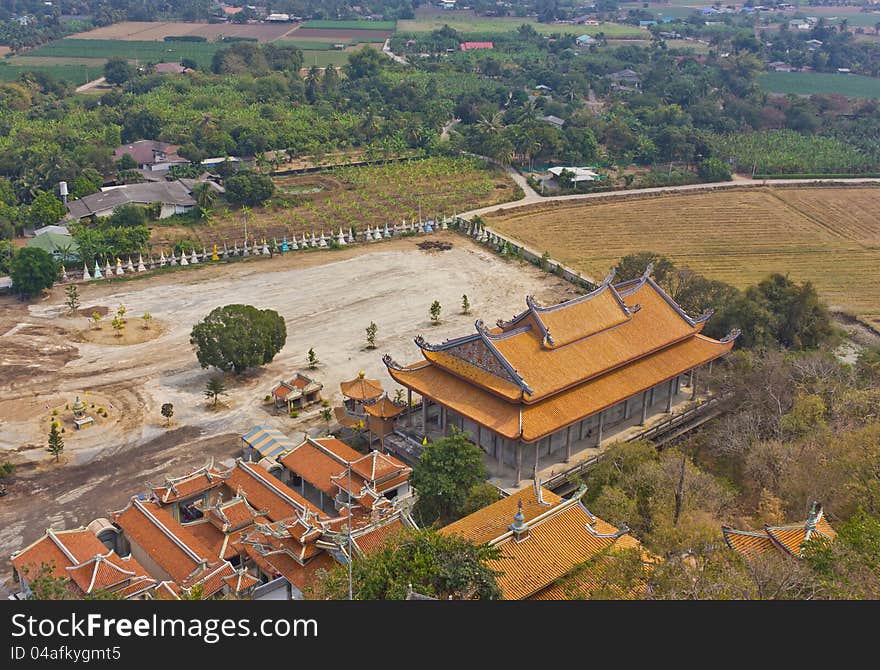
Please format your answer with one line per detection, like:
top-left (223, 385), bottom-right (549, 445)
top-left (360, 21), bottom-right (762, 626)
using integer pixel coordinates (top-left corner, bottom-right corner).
top-left (340, 372), bottom-right (384, 401)
top-left (150, 464), bottom-right (224, 504)
top-left (441, 486), bottom-right (642, 600)
top-left (223, 459), bottom-right (324, 523)
top-left (723, 502), bottom-right (836, 560)
top-left (362, 395), bottom-right (406, 419)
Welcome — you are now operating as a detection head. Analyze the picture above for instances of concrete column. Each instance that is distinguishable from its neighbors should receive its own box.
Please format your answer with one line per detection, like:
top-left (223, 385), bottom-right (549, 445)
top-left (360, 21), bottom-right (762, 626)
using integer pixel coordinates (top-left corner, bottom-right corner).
top-left (674, 375), bottom-right (681, 395)
top-left (709, 360), bottom-right (714, 375)
top-left (535, 442), bottom-right (540, 473)
top-left (691, 368), bottom-right (699, 400)
top-left (438, 404), bottom-right (443, 429)
top-left (407, 389), bottom-right (412, 427)
top-left (497, 437), bottom-right (504, 477)
top-left (649, 386), bottom-right (655, 406)
top-left (476, 424), bottom-right (482, 450)
top-left (319, 491), bottom-right (324, 509)
top-left (515, 443), bottom-right (523, 486)
top-left (665, 378), bottom-right (674, 413)
top-left (578, 419), bottom-right (584, 441)
top-left (546, 436), bottom-right (551, 456)
top-left (596, 411), bottom-right (604, 446)
top-left (623, 397), bottom-right (631, 420)
top-left (565, 426), bottom-right (572, 463)
top-left (640, 391), bottom-right (649, 425)
top-left (688, 369), bottom-right (694, 387)
top-left (421, 397), bottom-right (428, 435)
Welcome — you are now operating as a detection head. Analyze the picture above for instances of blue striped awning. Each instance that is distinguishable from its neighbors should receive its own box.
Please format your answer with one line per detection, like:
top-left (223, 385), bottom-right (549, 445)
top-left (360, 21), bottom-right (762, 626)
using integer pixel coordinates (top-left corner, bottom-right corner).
top-left (241, 425), bottom-right (298, 460)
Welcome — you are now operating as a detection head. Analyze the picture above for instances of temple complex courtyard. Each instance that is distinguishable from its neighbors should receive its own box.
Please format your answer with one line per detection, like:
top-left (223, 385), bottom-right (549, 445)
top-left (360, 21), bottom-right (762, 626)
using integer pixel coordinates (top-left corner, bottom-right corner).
top-left (0, 232), bottom-right (580, 593)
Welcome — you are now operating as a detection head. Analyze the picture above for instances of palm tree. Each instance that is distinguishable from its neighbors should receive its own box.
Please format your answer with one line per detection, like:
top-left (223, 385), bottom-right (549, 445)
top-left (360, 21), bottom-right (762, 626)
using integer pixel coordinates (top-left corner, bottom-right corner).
top-left (476, 111), bottom-right (505, 136)
top-left (193, 182), bottom-right (216, 212)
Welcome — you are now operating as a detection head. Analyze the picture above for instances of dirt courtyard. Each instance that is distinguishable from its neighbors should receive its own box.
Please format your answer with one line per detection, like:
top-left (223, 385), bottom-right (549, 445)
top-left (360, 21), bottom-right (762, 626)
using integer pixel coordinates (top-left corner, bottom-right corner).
top-left (0, 232), bottom-right (576, 592)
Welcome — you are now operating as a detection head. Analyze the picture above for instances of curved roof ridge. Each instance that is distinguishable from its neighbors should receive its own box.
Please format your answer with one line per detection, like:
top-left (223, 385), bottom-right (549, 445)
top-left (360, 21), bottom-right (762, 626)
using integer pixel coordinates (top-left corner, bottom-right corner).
top-left (474, 320), bottom-right (532, 396)
top-left (645, 276), bottom-right (714, 328)
top-left (382, 353), bottom-right (432, 372)
top-left (414, 331), bottom-right (482, 351)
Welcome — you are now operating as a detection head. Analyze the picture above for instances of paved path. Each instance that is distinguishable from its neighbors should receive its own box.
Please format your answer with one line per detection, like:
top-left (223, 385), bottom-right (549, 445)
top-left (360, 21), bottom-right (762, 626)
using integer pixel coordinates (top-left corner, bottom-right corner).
top-left (460, 174), bottom-right (880, 220)
top-left (75, 76), bottom-right (106, 93)
top-left (382, 39), bottom-right (408, 65)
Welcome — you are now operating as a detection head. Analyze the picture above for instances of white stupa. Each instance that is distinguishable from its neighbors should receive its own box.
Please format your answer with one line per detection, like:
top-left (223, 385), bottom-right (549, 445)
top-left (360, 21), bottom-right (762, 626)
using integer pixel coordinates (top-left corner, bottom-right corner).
top-left (318, 232), bottom-right (327, 248)
top-left (190, 249), bottom-right (199, 264)
top-left (222, 242), bottom-right (229, 259)
top-left (137, 255), bottom-right (146, 272)
top-left (179, 251), bottom-right (188, 266)
top-left (159, 250), bottom-right (166, 267)
top-left (104, 260), bottom-right (113, 278)
top-left (346, 228), bottom-right (354, 244)
top-left (289, 236), bottom-right (298, 250)
top-left (94, 261), bottom-right (102, 279)
top-left (60, 265), bottom-right (68, 282)
top-left (83, 263), bottom-right (91, 281)
top-left (115, 258), bottom-right (124, 276)
top-left (126, 257), bottom-right (135, 273)
top-left (261, 240), bottom-right (270, 255)
top-left (242, 240), bottom-right (249, 257)
top-left (364, 225), bottom-right (373, 241)
top-left (337, 227), bottom-right (346, 246)
top-left (169, 251), bottom-right (178, 266)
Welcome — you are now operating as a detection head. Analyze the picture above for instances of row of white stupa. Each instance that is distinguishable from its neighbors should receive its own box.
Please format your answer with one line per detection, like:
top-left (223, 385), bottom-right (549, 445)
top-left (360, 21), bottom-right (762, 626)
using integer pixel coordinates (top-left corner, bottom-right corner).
top-left (74, 216), bottom-right (456, 282)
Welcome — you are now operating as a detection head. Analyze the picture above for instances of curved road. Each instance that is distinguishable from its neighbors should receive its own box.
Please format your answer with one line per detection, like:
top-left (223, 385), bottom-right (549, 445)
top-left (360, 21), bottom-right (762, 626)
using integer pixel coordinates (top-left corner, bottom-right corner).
top-left (460, 167), bottom-right (880, 220)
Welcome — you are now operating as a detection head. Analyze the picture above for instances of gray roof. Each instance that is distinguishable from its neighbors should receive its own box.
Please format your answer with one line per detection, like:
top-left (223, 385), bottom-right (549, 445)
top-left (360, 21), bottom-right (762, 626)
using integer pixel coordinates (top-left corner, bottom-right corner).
top-left (66, 180), bottom-right (199, 219)
top-left (538, 115), bottom-right (566, 127)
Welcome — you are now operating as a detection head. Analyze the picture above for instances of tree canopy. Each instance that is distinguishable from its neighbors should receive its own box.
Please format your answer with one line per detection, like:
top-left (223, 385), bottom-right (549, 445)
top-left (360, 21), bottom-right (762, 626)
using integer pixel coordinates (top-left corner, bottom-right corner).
top-left (308, 528), bottom-right (502, 600)
top-left (190, 304), bottom-right (287, 374)
top-left (10, 246), bottom-right (56, 300)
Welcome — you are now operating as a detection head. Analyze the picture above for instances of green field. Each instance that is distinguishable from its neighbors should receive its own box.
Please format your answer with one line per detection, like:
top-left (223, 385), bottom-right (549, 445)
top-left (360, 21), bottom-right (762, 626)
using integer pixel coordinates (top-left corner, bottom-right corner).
top-left (299, 49), bottom-right (369, 67)
top-left (302, 19), bottom-right (396, 30)
top-left (27, 39), bottom-right (223, 68)
top-left (0, 61), bottom-right (104, 84)
top-left (398, 12), bottom-right (642, 37)
top-left (272, 39), bottom-right (345, 50)
top-left (759, 71), bottom-right (880, 99)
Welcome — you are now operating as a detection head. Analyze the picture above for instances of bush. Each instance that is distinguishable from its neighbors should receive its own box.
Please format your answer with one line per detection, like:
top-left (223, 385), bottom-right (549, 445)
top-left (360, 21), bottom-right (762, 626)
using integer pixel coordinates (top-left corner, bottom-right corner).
top-left (290, 410), bottom-right (299, 418)
top-left (164, 35), bottom-right (207, 42)
top-left (224, 170), bottom-right (275, 206)
top-left (698, 157), bottom-right (732, 183)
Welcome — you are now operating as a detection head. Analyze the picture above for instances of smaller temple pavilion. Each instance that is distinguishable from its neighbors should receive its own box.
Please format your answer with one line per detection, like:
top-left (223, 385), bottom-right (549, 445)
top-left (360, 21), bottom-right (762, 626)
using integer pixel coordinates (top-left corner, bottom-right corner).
top-left (722, 502), bottom-right (835, 560)
top-left (270, 373), bottom-right (323, 413)
top-left (384, 264), bottom-right (740, 489)
top-left (334, 371), bottom-right (386, 437)
top-left (361, 395), bottom-right (407, 451)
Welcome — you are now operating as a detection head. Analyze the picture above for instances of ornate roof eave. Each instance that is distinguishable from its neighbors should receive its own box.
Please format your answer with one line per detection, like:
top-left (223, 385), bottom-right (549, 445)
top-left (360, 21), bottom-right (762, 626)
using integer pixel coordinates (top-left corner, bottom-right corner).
top-left (719, 328), bottom-right (741, 344)
top-left (473, 320), bottom-right (533, 396)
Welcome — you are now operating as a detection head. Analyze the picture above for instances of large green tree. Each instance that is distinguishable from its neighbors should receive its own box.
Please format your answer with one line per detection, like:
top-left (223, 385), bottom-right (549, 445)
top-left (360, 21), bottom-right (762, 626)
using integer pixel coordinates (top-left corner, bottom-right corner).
top-left (104, 57), bottom-right (135, 86)
top-left (190, 304), bottom-right (287, 374)
top-left (412, 429), bottom-right (487, 525)
top-left (223, 171), bottom-right (275, 206)
top-left (308, 529), bottom-right (502, 600)
top-left (26, 190), bottom-right (66, 229)
top-left (10, 247), bottom-right (56, 300)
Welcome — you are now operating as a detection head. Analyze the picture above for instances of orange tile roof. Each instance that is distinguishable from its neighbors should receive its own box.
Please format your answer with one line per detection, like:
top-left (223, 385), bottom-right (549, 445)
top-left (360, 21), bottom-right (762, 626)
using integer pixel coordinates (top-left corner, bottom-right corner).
top-left (394, 278), bottom-right (735, 413)
top-left (340, 373), bottom-right (384, 401)
top-left (442, 487), bottom-right (640, 600)
top-left (151, 466), bottom-right (225, 504)
top-left (389, 334), bottom-right (732, 443)
top-left (723, 503), bottom-right (836, 559)
top-left (245, 544), bottom-right (338, 593)
top-left (186, 561), bottom-right (237, 598)
top-left (112, 498), bottom-right (214, 584)
top-left (352, 518), bottom-right (408, 555)
top-left (223, 569), bottom-right (260, 594)
top-left (279, 437), bottom-right (361, 496)
top-left (11, 528), bottom-right (153, 598)
top-left (273, 384), bottom-right (293, 400)
top-left (348, 450), bottom-right (410, 484)
top-left (442, 487), bottom-right (561, 546)
top-left (154, 581), bottom-right (182, 600)
top-left (363, 396), bottom-right (406, 419)
top-left (224, 460), bottom-right (323, 522)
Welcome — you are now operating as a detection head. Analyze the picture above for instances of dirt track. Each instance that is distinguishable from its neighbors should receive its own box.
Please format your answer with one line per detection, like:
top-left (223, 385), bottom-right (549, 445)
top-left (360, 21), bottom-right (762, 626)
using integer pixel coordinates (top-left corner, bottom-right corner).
top-left (0, 232), bottom-right (574, 591)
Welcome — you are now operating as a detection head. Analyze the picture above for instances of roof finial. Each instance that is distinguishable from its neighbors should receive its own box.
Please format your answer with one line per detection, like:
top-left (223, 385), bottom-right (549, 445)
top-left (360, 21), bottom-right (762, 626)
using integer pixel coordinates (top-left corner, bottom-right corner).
top-left (510, 500), bottom-right (525, 532)
top-left (358, 370), bottom-right (365, 379)
top-left (642, 261), bottom-right (654, 280)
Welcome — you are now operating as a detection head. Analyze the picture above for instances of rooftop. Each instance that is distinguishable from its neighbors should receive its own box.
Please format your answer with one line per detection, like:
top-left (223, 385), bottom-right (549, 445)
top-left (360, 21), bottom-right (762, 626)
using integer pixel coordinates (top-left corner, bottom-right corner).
top-left (723, 502), bottom-right (836, 560)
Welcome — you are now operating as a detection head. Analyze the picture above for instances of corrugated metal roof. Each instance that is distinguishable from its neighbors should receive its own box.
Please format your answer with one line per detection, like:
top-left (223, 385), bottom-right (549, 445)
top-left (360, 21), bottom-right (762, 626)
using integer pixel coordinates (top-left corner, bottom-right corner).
top-left (241, 426), bottom-right (299, 460)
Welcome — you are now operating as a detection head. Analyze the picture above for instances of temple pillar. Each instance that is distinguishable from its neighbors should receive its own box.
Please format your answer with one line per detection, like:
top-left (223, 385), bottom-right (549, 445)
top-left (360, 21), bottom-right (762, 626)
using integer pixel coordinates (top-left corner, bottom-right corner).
top-left (596, 411), bottom-right (604, 447)
top-left (546, 436), bottom-right (551, 456)
top-left (674, 375), bottom-right (681, 395)
top-left (476, 424), bottom-right (482, 450)
top-left (688, 369), bottom-right (694, 387)
top-left (497, 437), bottom-right (504, 477)
top-left (649, 386), bottom-right (655, 406)
top-left (665, 378), bottom-right (674, 413)
top-left (565, 426), bottom-right (572, 463)
top-left (535, 442), bottom-right (540, 473)
top-left (515, 443), bottom-right (523, 486)
top-left (624, 397), bottom-right (631, 420)
top-left (640, 391), bottom-right (648, 425)
top-left (421, 398), bottom-right (428, 435)
top-left (438, 405), bottom-right (444, 429)
top-left (578, 419), bottom-right (584, 441)
top-left (407, 389), bottom-right (412, 427)
top-left (691, 368), bottom-right (699, 400)
top-left (709, 360), bottom-right (714, 375)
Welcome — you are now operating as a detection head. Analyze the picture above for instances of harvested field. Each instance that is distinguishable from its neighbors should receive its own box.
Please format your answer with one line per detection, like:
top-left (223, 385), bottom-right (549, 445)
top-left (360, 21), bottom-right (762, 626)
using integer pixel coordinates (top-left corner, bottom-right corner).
top-left (67, 20), bottom-right (297, 42)
top-left (151, 157), bottom-right (521, 251)
top-left (486, 186), bottom-right (880, 321)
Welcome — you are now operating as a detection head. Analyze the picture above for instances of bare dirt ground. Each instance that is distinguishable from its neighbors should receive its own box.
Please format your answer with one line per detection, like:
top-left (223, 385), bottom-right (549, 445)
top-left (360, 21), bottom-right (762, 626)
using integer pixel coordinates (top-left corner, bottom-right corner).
top-left (0, 232), bottom-right (574, 592)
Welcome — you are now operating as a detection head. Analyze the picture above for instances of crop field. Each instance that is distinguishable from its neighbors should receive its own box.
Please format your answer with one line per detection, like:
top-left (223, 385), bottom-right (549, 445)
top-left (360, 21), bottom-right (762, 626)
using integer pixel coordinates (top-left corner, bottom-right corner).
top-left (152, 157), bottom-right (521, 251)
top-left (26, 39), bottom-right (224, 68)
top-left (294, 27), bottom-right (393, 40)
top-left (486, 187), bottom-right (880, 321)
top-left (758, 72), bottom-right (880, 99)
top-left (302, 20), bottom-right (396, 31)
top-left (0, 61), bottom-right (103, 84)
top-left (398, 10), bottom-right (642, 37)
top-left (67, 20), bottom-right (296, 41)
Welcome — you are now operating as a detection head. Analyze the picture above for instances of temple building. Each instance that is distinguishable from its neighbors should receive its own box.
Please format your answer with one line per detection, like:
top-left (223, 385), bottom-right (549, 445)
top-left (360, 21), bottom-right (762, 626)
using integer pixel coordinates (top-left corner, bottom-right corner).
top-left (270, 373), bottom-right (324, 412)
top-left (10, 527), bottom-right (157, 600)
top-left (722, 502), bottom-right (835, 560)
top-left (441, 484), bottom-right (646, 600)
top-left (384, 266), bottom-right (739, 487)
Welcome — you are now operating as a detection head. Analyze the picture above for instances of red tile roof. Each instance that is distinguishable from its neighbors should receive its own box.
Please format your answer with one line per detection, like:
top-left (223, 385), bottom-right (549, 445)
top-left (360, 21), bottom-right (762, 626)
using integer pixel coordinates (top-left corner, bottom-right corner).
top-left (151, 465), bottom-right (224, 504)
top-left (224, 460), bottom-right (323, 522)
top-left (461, 42), bottom-right (494, 50)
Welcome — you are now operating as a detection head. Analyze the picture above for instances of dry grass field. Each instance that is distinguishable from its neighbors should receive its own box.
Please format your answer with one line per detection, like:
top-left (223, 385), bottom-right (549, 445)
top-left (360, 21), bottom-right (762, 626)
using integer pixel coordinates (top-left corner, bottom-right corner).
top-left (486, 186), bottom-right (880, 322)
top-left (67, 21), bottom-right (298, 42)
